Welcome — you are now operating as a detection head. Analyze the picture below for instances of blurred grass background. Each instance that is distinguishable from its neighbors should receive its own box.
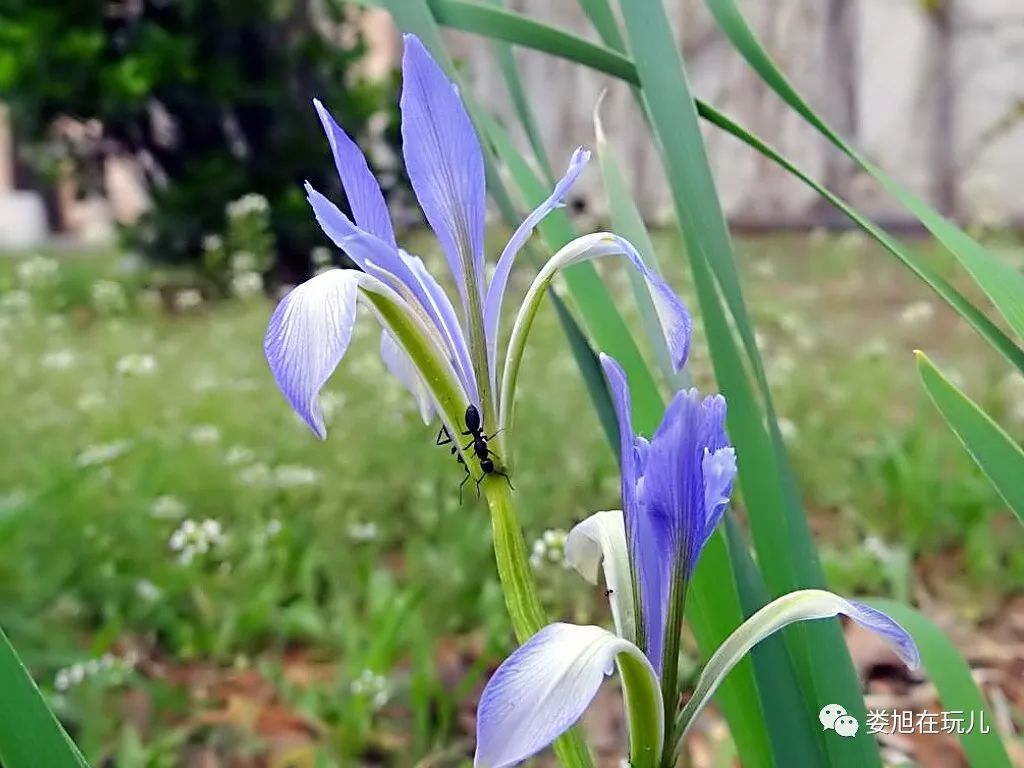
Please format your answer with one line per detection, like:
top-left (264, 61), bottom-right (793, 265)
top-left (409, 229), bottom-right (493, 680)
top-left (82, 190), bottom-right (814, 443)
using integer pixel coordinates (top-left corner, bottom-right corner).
top-left (1, 227), bottom-right (1021, 764)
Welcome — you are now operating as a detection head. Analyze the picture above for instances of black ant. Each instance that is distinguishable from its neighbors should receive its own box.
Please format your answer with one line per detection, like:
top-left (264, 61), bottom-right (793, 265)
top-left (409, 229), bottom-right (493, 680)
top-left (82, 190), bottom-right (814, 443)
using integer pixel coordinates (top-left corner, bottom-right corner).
top-left (436, 404), bottom-right (513, 502)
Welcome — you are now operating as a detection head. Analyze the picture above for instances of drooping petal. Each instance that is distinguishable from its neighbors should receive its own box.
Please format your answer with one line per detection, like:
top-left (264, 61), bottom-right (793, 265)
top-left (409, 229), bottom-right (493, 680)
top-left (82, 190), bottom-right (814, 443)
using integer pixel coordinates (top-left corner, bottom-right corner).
top-left (380, 330), bottom-right (434, 424)
top-left (474, 623), bottom-right (662, 768)
top-left (484, 148), bottom-right (591, 381)
top-left (702, 446), bottom-right (737, 538)
top-left (400, 34), bottom-right (486, 304)
top-left (313, 98), bottom-right (396, 247)
top-left (676, 590), bottom-right (920, 742)
top-left (264, 269), bottom-right (359, 439)
top-left (565, 510), bottom-right (637, 643)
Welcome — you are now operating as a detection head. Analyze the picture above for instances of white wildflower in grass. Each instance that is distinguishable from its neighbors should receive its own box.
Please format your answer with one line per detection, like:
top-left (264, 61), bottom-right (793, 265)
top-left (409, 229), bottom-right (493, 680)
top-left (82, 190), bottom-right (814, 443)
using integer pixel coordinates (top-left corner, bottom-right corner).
top-left (188, 424), bottom-right (221, 445)
top-left (202, 234), bottom-right (224, 253)
top-left (41, 349), bottom-right (77, 370)
top-left (899, 300), bottom-right (935, 328)
top-left (90, 280), bottom-right (128, 314)
top-left (77, 392), bottom-right (106, 412)
top-left (169, 518), bottom-right (226, 565)
top-left (226, 193), bottom-right (270, 219)
top-left (173, 288), bottom-right (203, 311)
top-left (115, 354), bottom-right (157, 376)
top-left (225, 445), bottom-right (255, 465)
top-left (266, 518), bottom-right (283, 538)
top-left (16, 255), bottom-right (59, 287)
top-left (230, 250), bottom-right (258, 273)
top-left (135, 579), bottom-right (162, 602)
top-left (274, 464), bottom-right (320, 488)
top-left (237, 462), bottom-right (273, 487)
top-left (347, 521), bottom-right (379, 542)
top-left (529, 529), bottom-right (568, 570)
top-left (777, 417), bottom-right (798, 442)
top-left (230, 271), bottom-right (264, 299)
top-left (310, 246), bottom-right (332, 267)
top-left (0, 290), bottom-right (32, 314)
top-left (54, 653), bottom-right (135, 692)
top-left (350, 669), bottom-right (389, 711)
top-left (76, 441), bottom-right (131, 467)
top-left (149, 495), bottom-right (186, 519)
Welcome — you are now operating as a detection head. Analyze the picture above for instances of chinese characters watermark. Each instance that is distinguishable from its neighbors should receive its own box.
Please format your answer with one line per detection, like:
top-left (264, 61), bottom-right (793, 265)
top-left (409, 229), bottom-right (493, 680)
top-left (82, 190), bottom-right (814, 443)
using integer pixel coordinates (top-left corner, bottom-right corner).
top-left (865, 709), bottom-right (990, 735)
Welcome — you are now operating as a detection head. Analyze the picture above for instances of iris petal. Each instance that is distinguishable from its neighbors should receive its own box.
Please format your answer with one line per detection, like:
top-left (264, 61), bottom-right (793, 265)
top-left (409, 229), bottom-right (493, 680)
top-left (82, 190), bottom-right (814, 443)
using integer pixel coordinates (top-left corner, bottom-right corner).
top-left (313, 99), bottom-right (396, 247)
top-left (484, 148), bottom-right (591, 381)
top-left (474, 623), bottom-right (658, 768)
top-left (264, 269), bottom-right (359, 439)
top-left (380, 330), bottom-right (434, 424)
top-left (565, 510), bottom-right (637, 644)
top-left (400, 34), bottom-right (486, 304)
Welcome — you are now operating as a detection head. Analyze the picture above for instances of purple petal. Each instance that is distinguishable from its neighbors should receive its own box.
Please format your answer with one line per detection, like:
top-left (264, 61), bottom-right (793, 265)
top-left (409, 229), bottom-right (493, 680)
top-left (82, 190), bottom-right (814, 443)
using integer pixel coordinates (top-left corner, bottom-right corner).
top-left (380, 330), bottom-right (434, 424)
top-left (484, 148), bottom-right (591, 380)
top-left (400, 34), bottom-right (486, 305)
top-left (702, 446), bottom-right (737, 539)
top-left (264, 269), bottom-right (359, 439)
top-left (844, 600), bottom-right (921, 669)
top-left (313, 98), bottom-right (396, 247)
top-left (475, 623), bottom-right (643, 768)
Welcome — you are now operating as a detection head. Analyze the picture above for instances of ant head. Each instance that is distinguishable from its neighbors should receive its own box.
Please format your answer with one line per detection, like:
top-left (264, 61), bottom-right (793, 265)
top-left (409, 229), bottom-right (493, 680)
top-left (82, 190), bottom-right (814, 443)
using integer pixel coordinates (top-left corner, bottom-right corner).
top-left (464, 404), bottom-right (482, 432)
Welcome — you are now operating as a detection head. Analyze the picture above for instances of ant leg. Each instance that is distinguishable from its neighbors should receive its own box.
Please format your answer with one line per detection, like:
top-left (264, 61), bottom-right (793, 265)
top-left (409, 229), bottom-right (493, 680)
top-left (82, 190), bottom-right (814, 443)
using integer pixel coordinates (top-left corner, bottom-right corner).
top-left (436, 426), bottom-right (453, 446)
top-left (475, 473), bottom-right (485, 499)
top-left (485, 427), bottom-right (505, 441)
top-left (458, 465), bottom-right (471, 504)
top-left (494, 470), bottom-right (515, 491)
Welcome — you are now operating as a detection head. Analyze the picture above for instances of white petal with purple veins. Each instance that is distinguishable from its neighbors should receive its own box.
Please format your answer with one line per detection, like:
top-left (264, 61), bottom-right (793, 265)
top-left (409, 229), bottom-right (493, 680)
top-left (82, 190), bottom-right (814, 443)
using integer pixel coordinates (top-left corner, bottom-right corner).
top-left (565, 510), bottom-right (637, 644)
top-left (474, 623), bottom-right (661, 768)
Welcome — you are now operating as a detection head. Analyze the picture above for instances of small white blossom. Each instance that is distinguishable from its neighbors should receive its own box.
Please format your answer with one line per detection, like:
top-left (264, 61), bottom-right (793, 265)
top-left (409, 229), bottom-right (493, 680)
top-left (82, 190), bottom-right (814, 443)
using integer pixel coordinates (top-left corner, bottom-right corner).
top-left (41, 349), bottom-right (77, 370)
top-left (237, 462), bottom-right (273, 486)
top-left (0, 290), bottom-right (31, 314)
top-left (350, 669), bottom-right (389, 711)
top-left (230, 250), bottom-right (258, 273)
top-left (116, 354), bottom-right (157, 376)
top-left (54, 653), bottom-right (136, 692)
top-left (274, 465), bottom-right (320, 488)
top-left (899, 301), bottom-right (935, 328)
top-left (135, 579), bottom-right (162, 602)
top-left (230, 270), bottom-right (263, 299)
top-left (169, 517), bottom-right (226, 564)
top-left (16, 255), bottom-right (59, 287)
top-left (91, 280), bottom-right (128, 314)
top-left (188, 424), bottom-right (222, 445)
top-left (226, 193), bottom-right (270, 219)
top-left (150, 495), bottom-right (186, 519)
top-left (225, 445), bottom-right (255, 465)
top-left (310, 246), bottom-right (332, 267)
top-left (76, 441), bottom-right (131, 467)
top-left (202, 234), bottom-right (224, 252)
top-left (347, 521), bottom-right (379, 542)
top-left (173, 289), bottom-right (203, 311)
top-left (530, 529), bottom-right (568, 569)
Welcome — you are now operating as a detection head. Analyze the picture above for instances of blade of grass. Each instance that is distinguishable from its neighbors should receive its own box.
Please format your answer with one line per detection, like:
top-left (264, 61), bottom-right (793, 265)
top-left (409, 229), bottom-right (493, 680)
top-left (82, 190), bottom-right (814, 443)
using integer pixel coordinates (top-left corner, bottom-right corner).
top-left (0, 627), bottom-right (89, 768)
top-left (704, 0), bottom-right (1024, 357)
top-left (916, 351), bottom-right (1024, 526)
top-left (868, 600), bottom-right (1013, 768)
top-left (615, 1), bottom-right (877, 764)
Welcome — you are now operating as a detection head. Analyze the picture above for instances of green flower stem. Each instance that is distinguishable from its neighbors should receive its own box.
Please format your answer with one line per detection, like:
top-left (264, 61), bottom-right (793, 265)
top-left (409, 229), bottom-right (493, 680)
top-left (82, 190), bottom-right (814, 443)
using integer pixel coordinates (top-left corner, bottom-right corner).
top-left (482, 475), bottom-right (595, 768)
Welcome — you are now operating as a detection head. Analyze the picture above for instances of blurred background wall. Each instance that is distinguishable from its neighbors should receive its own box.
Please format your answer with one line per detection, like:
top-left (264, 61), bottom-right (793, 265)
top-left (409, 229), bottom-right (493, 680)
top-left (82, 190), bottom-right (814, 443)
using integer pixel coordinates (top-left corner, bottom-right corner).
top-left (0, 0), bottom-right (1021, 248)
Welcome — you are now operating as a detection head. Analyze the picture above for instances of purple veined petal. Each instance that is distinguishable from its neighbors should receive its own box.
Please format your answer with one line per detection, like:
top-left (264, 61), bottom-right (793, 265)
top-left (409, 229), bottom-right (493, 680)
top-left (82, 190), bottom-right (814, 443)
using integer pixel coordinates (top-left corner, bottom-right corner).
top-left (599, 354), bottom-right (670, 672)
top-left (313, 98), bottom-right (396, 247)
top-left (400, 34), bottom-right (486, 305)
top-left (844, 600), bottom-right (921, 669)
top-left (400, 250), bottom-right (479, 407)
top-left (565, 510), bottom-right (637, 644)
top-left (380, 330), bottom-right (434, 424)
top-left (264, 269), bottom-right (359, 439)
top-left (475, 623), bottom-right (659, 768)
top-left (701, 445), bottom-right (737, 545)
top-left (484, 147), bottom-right (591, 384)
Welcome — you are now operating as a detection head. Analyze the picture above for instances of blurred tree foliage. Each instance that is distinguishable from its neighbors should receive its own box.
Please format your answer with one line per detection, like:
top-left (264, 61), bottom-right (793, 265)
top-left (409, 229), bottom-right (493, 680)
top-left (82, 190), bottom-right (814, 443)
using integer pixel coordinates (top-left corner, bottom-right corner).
top-left (0, 0), bottom-right (396, 272)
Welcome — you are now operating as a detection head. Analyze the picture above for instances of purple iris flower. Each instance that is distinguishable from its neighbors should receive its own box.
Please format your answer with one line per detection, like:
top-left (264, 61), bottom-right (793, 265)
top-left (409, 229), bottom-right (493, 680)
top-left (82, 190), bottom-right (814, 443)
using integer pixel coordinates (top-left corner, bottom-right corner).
top-left (472, 355), bottom-right (920, 767)
top-left (264, 34), bottom-right (689, 441)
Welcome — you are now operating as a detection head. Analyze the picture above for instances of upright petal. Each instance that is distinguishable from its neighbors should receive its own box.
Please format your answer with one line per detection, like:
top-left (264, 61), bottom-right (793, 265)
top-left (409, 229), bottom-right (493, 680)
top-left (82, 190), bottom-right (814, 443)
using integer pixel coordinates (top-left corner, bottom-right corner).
top-left (264, 270), bottom-right (359, 439)
top-left (565, 510), bottom-right (637, 643)
top-left (702, 446), bottom-right (737, 539)
top-left (400, 34), bottom-right (486, 304)
top-left (475, 623), bottom-right (662, 768)
top-left (484, 148), bottom-right (591, 381)
top-left (313, 98), bottom-right (396, 247)
top-left (380, 330), bottom-right (434, 424)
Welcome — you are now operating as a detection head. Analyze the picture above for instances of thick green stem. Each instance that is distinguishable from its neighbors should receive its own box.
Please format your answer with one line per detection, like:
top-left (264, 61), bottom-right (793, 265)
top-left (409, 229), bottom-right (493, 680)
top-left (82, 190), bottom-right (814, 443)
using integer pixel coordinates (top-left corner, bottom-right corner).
top-left (659, 558), bottom-right (688, 767)
top-left (482, 476), bottom-right (595, 768)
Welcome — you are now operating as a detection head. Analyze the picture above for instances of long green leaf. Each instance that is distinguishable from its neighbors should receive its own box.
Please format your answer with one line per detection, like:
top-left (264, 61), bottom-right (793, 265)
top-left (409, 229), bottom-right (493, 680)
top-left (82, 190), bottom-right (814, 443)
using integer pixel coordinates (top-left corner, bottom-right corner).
top-left (703, 0), bottom-right (1024, 363)
top-left (917, 351), bottom-right (1024, 526)
top-left (614, 2), bottom-right (876, 765)
top-left (0, 627), bottom-right (89, 768)
top-left (868, 601), bottom-right (1013, 768)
